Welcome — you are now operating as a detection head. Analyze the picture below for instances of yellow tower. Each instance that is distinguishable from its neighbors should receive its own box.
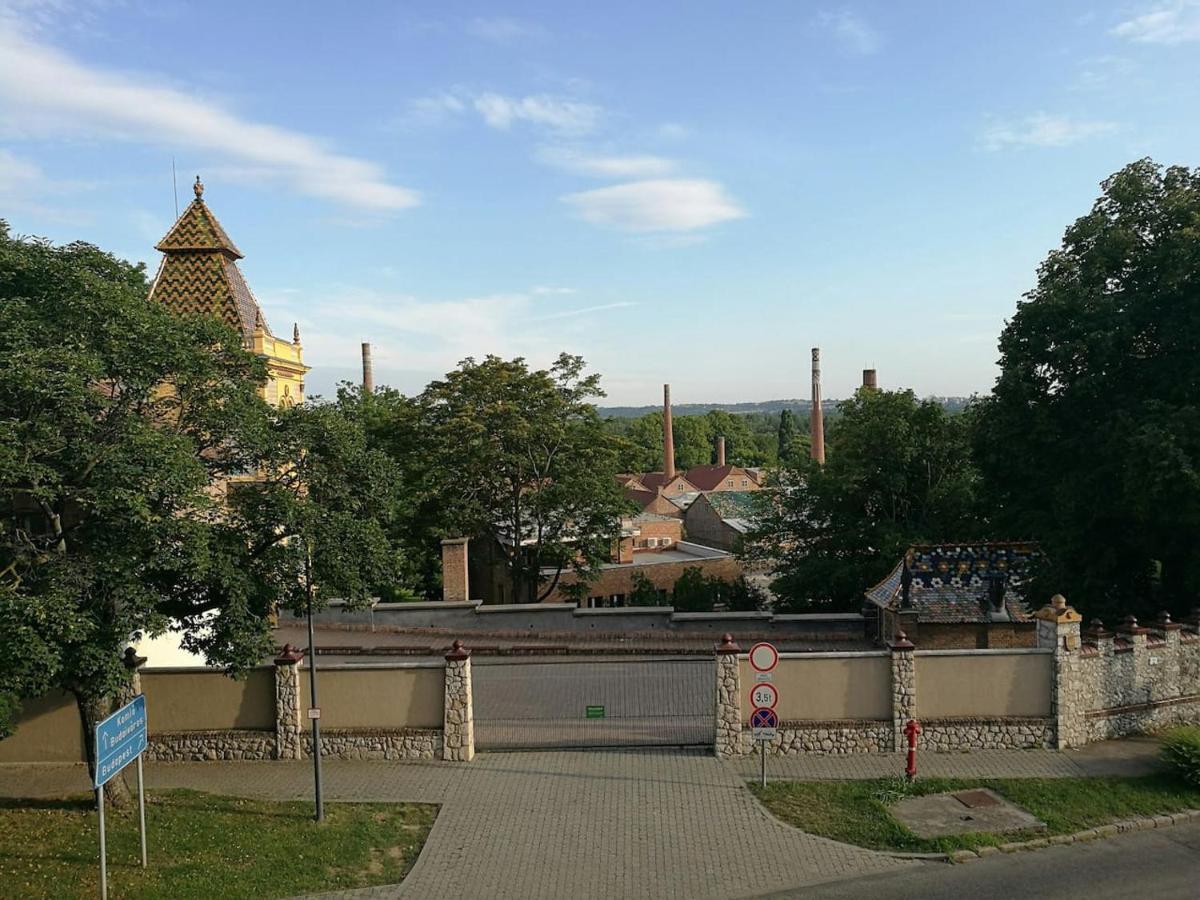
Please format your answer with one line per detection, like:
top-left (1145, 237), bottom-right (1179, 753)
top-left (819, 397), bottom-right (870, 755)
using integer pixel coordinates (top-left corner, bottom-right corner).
top-left (147, 176), bottom-right (309, 406)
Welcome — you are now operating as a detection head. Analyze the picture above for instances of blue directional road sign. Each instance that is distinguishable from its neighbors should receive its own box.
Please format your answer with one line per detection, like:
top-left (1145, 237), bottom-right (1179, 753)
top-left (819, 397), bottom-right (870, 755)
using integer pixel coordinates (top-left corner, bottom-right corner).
top-left (94, 694), bottom-right (147, 788)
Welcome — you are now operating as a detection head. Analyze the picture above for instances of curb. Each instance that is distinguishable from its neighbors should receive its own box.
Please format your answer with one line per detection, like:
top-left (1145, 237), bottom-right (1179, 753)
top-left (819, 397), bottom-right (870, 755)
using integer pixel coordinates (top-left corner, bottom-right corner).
top-left (890, 808), bottom-right (1200, 863)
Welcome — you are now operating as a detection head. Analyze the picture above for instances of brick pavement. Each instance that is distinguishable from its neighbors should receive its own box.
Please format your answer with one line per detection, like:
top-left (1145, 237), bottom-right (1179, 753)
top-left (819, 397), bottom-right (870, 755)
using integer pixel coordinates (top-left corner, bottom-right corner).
top-left (0, 751), bottom-right (910, 899)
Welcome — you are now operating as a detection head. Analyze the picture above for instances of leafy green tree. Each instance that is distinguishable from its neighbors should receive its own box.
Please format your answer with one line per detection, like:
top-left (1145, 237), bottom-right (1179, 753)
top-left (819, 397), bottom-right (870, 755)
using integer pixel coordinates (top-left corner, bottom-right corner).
top-left (720, 575), bottom-right (767, 612)
top-left (777, 408), bottom-right (799, 461)
top-left (746, 388), bottom-right (981, 611)
top-left (418, 354), bottom-right (626, 602)
top-left (671, 566), bottom-right (717, 612)
top-left (973, 160), bottom-right (1200, 620)
top-left (627, 571), bottom-right (662, 606)
top-left (0, 225), bottom-right (268, 800)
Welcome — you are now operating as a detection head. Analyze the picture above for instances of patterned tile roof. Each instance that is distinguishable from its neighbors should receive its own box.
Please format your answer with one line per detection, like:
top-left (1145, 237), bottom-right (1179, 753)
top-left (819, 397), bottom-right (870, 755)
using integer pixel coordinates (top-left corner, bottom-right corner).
top-left (865, 542), bottom-right (1041, 624)
top-left (147, 182), bottom-right (272, 339)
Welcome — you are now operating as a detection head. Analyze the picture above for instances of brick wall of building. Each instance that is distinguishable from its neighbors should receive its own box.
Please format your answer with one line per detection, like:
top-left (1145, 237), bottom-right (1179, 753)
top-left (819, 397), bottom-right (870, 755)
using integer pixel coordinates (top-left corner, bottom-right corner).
top-left (543, 553), bottom-right (741, 604)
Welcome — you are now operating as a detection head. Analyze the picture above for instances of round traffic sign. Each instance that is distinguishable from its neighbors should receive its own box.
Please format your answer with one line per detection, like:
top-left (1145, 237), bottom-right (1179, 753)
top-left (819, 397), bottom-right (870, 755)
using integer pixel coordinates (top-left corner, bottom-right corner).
top-left (750, 682), bottom-right (779, 709)
top-left (749, 641), bottom-right (778, 672)
top-left (750, 707), bottom-right (778, 729)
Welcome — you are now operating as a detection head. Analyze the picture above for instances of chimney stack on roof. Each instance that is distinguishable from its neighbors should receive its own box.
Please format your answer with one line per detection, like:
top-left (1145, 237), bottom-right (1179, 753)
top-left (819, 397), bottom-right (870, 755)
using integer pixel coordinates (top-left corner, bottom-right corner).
top-left (663, 384), bottom-right (676, 480)
top-left (862, 368), bottom-right (878, 390)
top-left (810, 348), bottom-right (825, 465)
top-left (361, 342), bottom-right (374, 393)
top-left (716, 435), bottom-right (726, 467)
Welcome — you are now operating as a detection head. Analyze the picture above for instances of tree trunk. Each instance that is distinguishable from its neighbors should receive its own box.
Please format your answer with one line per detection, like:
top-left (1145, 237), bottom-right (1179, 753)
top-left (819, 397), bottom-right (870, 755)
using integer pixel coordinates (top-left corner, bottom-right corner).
top-left (74, 690), bottom-right (132, 809)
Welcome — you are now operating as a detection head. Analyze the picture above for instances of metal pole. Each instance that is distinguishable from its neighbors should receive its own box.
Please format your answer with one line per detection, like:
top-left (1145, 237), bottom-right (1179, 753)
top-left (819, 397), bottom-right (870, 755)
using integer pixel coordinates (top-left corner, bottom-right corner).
top-left (306, 553), bottom-right (324, 822)
top-left (97, 784), bottom-right (107, 900)
top-left (760, 740), bottom-right (766, 788)
top-left (136, 756), bottom-right (147, 867)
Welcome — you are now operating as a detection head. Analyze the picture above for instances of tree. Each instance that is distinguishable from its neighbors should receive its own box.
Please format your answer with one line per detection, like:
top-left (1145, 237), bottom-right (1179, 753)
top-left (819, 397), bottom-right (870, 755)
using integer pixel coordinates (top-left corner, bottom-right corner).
top-left (418, 354), bottom-right (627, 602)
top-left (777, 408), bottom-right (799, 461)
top-left (627, 571), bottom-right (662, 606)
top-left (0, 224), bottom-right (269, 801)
top-left (745, 388), bottom-right (982, 611)
top-left (671, 566), bottom-right (717, 612)
top-left (973, 160), bottom-right (1200, 620)
top-left (721, 576), bottom-right (767, 612)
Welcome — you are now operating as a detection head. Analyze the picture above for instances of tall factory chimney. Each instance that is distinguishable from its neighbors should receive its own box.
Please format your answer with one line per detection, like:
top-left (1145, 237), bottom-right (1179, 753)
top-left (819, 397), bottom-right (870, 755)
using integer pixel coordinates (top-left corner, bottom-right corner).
top-left (810, 348), bottom-right (826, 465)
top-left (663, 384), bottom-right (676, 480)
top-left (716, 435), bottom-right (726, 467)
top-left (862, 368), bottom-right (878, 390)
top-left (361, 342), bottom-right (374, 393)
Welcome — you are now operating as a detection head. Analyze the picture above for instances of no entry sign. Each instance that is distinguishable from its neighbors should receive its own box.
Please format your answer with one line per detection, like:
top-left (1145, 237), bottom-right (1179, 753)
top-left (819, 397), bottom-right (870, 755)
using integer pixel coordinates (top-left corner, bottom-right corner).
top-left (749, 642), bottom-right (778, 673)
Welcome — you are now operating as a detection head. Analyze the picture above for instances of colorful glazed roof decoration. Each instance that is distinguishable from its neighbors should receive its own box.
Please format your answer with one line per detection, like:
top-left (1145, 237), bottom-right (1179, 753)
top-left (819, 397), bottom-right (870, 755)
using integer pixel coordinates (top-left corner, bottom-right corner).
top-left (147, 176), bottom-right (272, 339)
top-left (865, 542), bottom-right (1042, 624)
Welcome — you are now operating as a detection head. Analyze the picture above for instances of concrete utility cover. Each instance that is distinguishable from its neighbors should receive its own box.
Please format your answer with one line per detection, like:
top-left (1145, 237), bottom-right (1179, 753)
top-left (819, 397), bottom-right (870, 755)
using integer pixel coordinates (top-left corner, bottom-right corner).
top-left (892, 789), bottom-right (1046, 838)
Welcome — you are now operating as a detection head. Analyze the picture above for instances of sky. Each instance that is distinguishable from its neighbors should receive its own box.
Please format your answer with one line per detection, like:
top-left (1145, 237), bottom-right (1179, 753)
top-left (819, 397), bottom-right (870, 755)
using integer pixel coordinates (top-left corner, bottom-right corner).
top-left (1, 1), bottom-right (1198, 405)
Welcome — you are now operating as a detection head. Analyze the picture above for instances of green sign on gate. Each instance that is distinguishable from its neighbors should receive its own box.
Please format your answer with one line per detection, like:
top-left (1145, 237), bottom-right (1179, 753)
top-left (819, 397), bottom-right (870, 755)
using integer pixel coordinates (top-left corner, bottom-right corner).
top-left (585, 705), bottom-right (605, 719)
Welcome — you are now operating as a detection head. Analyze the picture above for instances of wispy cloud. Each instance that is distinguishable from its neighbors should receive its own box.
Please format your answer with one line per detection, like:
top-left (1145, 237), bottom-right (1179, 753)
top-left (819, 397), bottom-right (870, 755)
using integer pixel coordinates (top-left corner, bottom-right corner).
top-left (531, 285), bottom-right (577, 295)
top-left (0, 146), bottom-right (96, 222)
top-left (535, 146), bottom-right (677, 178)
top-left (1112, 1), bottom-right (1200, 44)
top-left (404, 89), bottom-right (601, 134)
top-left (466, 16), bottom-right (547, 44)
top-left (0, 21), bottom-right (419, 212)
top-left (979, 113), bottom-right (1118, 150)
top-left (816, 9), bottom-right (882, 55)
top-left (537, 301), bottom-right (637, 321)
top-left (562, 179), bottom-right (746, 233)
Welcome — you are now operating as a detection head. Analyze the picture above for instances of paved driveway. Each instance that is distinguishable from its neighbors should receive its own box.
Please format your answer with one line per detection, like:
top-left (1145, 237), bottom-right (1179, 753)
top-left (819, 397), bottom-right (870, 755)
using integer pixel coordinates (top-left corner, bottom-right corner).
top-left (1, 750), bottom-right (909, 899)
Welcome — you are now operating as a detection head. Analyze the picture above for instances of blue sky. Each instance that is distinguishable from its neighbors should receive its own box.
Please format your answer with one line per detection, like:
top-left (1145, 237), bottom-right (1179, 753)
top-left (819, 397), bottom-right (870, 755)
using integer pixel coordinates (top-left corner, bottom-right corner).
top-left (1, 1), bottom-right (1198, 405)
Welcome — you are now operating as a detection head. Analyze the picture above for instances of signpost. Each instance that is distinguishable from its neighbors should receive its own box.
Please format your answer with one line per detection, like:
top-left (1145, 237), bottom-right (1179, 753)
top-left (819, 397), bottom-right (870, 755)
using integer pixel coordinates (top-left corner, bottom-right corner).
top-left (94, 693), bottom-right (149, 900)
top-left (585, 705), bottom-right (606, 719)
top-left (747, 642), bottom-right (779, 787)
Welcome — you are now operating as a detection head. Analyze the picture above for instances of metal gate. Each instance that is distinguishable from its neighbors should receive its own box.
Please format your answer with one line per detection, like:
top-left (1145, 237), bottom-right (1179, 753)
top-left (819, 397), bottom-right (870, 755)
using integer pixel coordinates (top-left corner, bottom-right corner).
top-left (472, 656), bottom-right (715, 750)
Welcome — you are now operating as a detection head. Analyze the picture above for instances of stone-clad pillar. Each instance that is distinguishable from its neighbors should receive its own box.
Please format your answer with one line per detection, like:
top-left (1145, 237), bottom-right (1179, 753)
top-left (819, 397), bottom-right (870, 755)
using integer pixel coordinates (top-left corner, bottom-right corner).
top-left (714, 634), bottom-right (742, 759)
top-left (443, 640), bottom-right (475, 762)
top-left (890, 632), bottom-right (916, 753)
top-left (1035, 595), bottom-right (1086, 749)
top-left (274, 644), bottom-right (304, 760)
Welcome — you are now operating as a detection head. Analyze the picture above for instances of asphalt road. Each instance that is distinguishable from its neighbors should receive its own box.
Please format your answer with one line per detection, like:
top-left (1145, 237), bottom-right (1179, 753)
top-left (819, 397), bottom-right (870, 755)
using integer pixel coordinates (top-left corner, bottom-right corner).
top-left (761, 820), bottom-right (1200, 900)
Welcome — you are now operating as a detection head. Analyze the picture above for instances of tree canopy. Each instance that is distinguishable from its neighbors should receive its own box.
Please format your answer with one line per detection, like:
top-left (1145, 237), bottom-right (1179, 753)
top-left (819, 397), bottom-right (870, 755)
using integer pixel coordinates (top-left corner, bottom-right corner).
top-left (973, 159), bottom-right (1200, 620)
top-left (746, 388), bottom-right (982, 611)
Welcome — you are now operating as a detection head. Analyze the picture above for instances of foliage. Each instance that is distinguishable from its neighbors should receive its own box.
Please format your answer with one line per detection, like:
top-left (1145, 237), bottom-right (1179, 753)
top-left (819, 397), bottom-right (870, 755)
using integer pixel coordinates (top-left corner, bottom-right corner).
top-left (1161, 726), bottom-right (1200, 788)
top-left (722, 575), bottom-right (767, 612)
top-left (671, 566), bottom-right (716, 612)
top-left (752, 775), bottom-right (1200, 854)
top-left (606, 408), bottom-right (778, 470)
top-left (0, 790), bottom-right (436, 899)
top-left (417, 354), bottom-right (627, 602)
top-left (627, 571), bottom-right (663, 606)
top-left (0, 223), bottom-right (402, 794)
top-left (776, 408), bottom-right (800, 462)
top-left (973, 160), bottom-right (1200, 620)
top-left (745, 388), bottom-right (982, 611)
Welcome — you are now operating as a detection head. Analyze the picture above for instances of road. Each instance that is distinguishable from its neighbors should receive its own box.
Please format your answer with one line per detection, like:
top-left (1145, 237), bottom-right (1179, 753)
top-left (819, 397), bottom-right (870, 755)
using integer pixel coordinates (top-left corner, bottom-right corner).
top-left (766, 820), bottom-right (1200, 900)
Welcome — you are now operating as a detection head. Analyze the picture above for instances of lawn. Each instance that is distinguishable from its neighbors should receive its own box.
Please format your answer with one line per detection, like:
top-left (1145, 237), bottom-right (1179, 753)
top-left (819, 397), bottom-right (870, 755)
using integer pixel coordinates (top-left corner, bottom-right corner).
top-left (751, 774), bottom-right (1200, 854)
top-left (0, 789), bottom-right (437, 899)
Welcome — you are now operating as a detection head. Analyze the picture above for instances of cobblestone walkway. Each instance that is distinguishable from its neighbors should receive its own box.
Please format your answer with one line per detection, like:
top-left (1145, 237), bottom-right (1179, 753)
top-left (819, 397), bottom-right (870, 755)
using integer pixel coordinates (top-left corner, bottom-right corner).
top-left (0, 750), bottom-right (909, 899)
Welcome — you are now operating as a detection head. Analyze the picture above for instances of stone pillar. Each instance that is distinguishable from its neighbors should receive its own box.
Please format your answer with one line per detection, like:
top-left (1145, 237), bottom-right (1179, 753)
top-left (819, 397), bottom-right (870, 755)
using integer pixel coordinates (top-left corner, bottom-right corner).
top-left (443, 640), bottom-right (475, 762)
top-left (441, 538), bottom-right (470, 603)
top-left (1035, 595), bottom-right (1086, 749)
top-left (120, 646), bottom-right (147, 706)
top-left (274, 644), bottom-right (304, 760)
top-left (1154, 612), bottom-right (1183, 705)
top-left (890, 631), bottom-right (916, 753)
top-left (1118, 615), bottom-right (1153, 706)
top-left (714, 634), bottom-right (742, 759)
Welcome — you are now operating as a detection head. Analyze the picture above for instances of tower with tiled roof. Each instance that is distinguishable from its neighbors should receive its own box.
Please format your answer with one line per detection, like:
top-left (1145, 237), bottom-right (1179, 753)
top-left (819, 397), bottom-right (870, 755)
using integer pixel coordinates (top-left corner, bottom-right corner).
top-left (148, 176), bottom-right (309, 408)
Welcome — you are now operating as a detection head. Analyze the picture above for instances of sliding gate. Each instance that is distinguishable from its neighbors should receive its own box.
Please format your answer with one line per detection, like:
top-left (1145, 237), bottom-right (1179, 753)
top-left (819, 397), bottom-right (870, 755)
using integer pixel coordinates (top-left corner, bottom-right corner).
top-left (472, 656), bottom-right (715, 750)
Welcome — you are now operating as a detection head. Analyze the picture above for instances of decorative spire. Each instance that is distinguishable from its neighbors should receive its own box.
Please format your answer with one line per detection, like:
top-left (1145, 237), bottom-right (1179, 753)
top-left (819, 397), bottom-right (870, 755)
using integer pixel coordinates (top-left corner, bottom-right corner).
top-left (293, 322), bottom-right (301, 345)
top-left (193, 175), bottom-right (204, 200)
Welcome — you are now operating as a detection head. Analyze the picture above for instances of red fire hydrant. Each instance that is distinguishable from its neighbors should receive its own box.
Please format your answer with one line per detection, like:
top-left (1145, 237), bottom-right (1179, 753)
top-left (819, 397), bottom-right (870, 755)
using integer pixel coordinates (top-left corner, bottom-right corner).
top-left (904, 719), bottom-right (922, 782)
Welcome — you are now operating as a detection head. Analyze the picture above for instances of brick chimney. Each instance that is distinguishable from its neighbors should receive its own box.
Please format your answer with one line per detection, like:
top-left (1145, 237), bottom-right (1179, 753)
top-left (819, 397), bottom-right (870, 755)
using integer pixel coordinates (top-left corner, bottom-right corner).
top-left (440, 538), bottom-right (469, 603)
top-left (862, 368), bottom-right (877, 390)
top-left (810, 348), bottom-right (825, 465)
top-left (361, 342), bottom-right (374, 393)
top-left (662, 383), bottom-right (676, 480)
top-left (716, 435), bottom-right (726, 467)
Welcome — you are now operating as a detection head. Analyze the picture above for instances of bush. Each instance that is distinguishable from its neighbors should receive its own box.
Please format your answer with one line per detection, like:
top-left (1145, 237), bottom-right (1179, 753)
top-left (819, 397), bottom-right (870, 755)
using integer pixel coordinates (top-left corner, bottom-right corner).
top-left (1161, 726), bottom-right (1200, 787)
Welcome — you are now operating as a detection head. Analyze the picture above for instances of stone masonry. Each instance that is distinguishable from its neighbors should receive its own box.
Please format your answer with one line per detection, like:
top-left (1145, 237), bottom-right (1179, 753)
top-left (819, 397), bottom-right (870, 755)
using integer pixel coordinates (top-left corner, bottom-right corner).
top-left (1036, 595), bottom-right (1089, 749)
top-left (715, 634), bottom-right (742, 759)
top-left (274, 644), bottom-right (304, 760)
top-left (443, 640), bottom-right (475, 761)
top-left (890, 631), bottom-right (916, 753)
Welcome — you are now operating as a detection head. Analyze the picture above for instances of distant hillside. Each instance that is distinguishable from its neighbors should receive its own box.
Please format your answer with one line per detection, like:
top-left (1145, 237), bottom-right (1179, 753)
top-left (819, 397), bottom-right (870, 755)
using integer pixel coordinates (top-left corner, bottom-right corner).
top-left (598, 397), bottom-right (973, 418)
